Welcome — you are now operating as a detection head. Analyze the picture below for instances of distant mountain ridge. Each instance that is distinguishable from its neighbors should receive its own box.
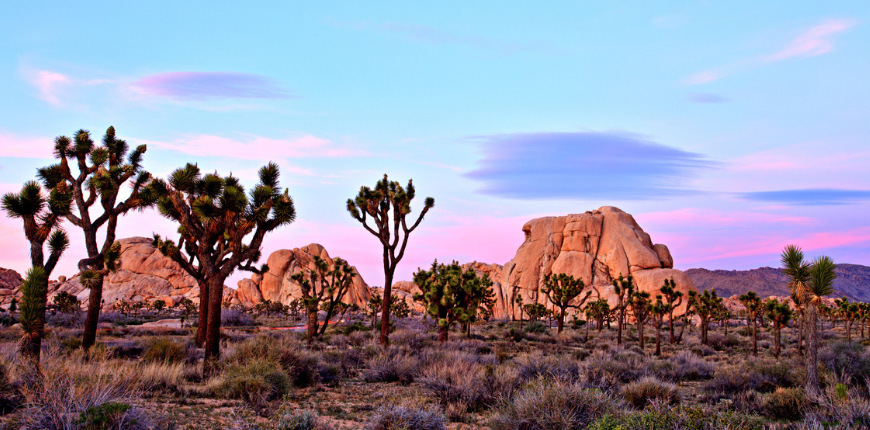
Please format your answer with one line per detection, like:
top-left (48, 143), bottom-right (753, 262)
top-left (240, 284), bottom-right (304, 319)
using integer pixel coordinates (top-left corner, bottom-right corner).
top-left (687, 264), bottom-right (870, 302)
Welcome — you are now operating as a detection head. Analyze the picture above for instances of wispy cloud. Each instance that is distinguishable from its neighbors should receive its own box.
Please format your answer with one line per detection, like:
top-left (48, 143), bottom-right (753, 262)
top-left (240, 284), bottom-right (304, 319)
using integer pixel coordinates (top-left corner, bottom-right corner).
top-left (765, 19), bottom-right (856, 62)
top-left (685, 19), bottom-right (856, 85)
top-left (465, 132), bottom-right (715, 200)
top-left (25, 70), bottom-right (71, 106)
top-left (740, 189), bottom-right (870, 206)
top-left (131, 72), bottom-right (292, 101)
top-left (0, 131), bottom-right (55, 158)
top-left (688, 93), bottom-right (730, 103)
top-left (143, 133), bottom-right (366, 160)
top-left (333, 20), bottom-right (558, 55)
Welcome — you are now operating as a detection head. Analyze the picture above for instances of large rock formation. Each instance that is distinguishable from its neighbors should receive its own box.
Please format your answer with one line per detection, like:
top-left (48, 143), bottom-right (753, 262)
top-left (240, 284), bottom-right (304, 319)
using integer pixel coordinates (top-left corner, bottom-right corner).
top-left (237, 244), bottom-right (372, 309)
top-left (395, 206), bottom-right (697, 320)
top-left (0, 268), bottom-right (24, 309)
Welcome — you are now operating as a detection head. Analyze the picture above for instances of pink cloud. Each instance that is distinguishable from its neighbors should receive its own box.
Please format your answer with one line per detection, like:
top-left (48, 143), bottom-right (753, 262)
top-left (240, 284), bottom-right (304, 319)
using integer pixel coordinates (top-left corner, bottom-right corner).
top-left (685, 70), bottom-right (725, 85)
top-left (131, 72), bottom-right (291, 100)
top-left (0, 132), bottom-right (55, 158)
top-left (765, 19), bottom-right (856, 62)
top-left (26, 70), bottom-right (71, 106)
top-left (143, 134), bottom-right (366, 161)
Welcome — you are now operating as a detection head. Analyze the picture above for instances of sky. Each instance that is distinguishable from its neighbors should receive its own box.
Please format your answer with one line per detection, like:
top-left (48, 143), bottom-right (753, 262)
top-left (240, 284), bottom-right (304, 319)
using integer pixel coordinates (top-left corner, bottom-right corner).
top-left (1, 2), bottom-right (869, 288)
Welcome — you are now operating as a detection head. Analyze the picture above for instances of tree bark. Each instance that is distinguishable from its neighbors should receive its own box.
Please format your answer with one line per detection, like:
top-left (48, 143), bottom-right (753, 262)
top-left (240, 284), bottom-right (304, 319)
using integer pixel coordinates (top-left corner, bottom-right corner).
top-left (379, 259), bottom-right (393, 346)
top-left (806, 304), bottom-right (820, 397)
top-left (307, 308), bottom-right (318, 343)
top-left (196, 279), bottom-right (209, 347)
top-left (203, 277), bottom-right (225, 378)
top-left (557, 309), bottom-right (564, 334)
top-left (638, 321), bottom-right (645, 350)
top-left (752, 318), bottom-right (758, 355)
top-left (82, 273), bottom-right (104, 350)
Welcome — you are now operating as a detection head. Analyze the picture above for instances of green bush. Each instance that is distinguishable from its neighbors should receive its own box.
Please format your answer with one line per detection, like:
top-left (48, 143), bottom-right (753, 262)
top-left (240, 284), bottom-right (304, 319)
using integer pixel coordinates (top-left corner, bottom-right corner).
top-left (820, 342), bottom-right (870, 385)
top-left (273, 407), bottom-right (330, 430)
top-left (523, 321), bottom-right (548, 334)
top-left (76, 402), bottom-right (136, 430)
top-left (588, 406), bottom-right (765, 430)
top-left (621, 377), bottom-right (680, 409)
top-left (762, 387), bottom-right (806, 421)
top-left (215, 359), bottom-right (291, 409)
top-left (141, 338), bottom-right (185, 364)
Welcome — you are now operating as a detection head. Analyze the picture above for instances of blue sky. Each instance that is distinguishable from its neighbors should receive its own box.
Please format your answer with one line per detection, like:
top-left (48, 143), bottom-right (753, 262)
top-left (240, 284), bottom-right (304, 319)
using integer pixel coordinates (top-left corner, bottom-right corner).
top-left (2, 2), bottom-right (869, 287)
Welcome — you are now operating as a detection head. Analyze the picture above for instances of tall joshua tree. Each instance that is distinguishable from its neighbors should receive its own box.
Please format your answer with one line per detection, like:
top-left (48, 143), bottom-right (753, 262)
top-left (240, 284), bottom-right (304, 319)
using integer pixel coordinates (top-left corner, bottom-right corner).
top-left (659, 278), bottom-right (683, 344)
top-left (413, 260), bottom-right (493, 342)
top-left (611, 274), bottom-right (635, 345)
top-left (541, 273), bottom-right (592, 333)
top-left (692, 289), bottom-right (720, 345)
top-left (37, 127), bottom-right (152, 350)
top-left (739, 291), bottom-right (762, 355)
top-left (765, 298), bottom-right (792, 358)
top-left (650, 295), bottom-right (670, 356)
top-left (3, 180), bottom-right (72, 361)
top-left (630, 290), bottom-right (652, 350)
top-left (347, 174), bottom-right (433, 346)
top-left (149, 162), bottom-right (296, 376)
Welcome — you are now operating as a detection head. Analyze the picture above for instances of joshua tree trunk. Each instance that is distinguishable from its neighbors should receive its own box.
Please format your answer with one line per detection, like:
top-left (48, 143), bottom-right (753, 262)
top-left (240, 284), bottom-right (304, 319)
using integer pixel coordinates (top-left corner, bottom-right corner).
top-left (806, 304), bottom-right (820, 396)
top-left (196, 279), bottom-right (209, 347)
top-left (774, 324), bottom-right (782, 358)
top-left (638, 321), bottom-right (645, 350)
top-left (556, 310), bottom-right (565, 334)
top-left (307, 306), bottom-right (318, 343)
top-left (81, 272), bottom-right (104, 351)
top-left (204, 276), bottom-right (225, 377)
top-left (655, 323), bottom-right (662, 356)
top-left (752, 318), bottom-right (758, 355)
top-left (798, 316), bottom-right (804, 355)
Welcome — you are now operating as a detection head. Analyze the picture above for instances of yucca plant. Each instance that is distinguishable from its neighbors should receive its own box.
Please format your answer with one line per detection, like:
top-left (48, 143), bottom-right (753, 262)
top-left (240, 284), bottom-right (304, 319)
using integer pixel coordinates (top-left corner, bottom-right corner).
top-left (413, 260), bottom-right (493, 342)
top-left (659, 277), bottom-right (683, 344)
top-left (806, 254), bottom-right (837, 396)
top-left (765, 298), bottom-right (792, 358)
top-left (650, 295), bottom-right (671, 356)
top-left (148, 162), bottom-right (295, 376)
top-left (611, 274), bottom-right (635, 345)
top-left (347, 174), bottom-right (433, 346)
top-left (629, 290), bottom-right (652, 350)
top-left (541, 273), bottom-right (592, 334)
top-left (290, 255), bottom-right (356, 342)
top-left (37, 127), bottom-right (153, 350)
top-left (2, 178), bottom-right (72, 361)
top-left (739, 291), bottom-right (762, 355)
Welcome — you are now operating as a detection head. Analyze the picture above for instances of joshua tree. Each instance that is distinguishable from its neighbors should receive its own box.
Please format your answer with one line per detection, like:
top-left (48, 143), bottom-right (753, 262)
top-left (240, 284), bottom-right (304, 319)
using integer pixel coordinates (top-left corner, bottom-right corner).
top-left (650, 295), bottom-right (670, 356)
top-left (413, 260), bottom-right (493, 342)
top-left (791, 290), bottom-right (805, 355)
top-left (290, 255), bottom-right (356, 341)
top-left (347, 174), bottom-right (433, 346)
top-left (541, 273), bottom-right (592, 333)
top-left (3, 179), bottom-right (72, 361)
top-left (739, 291), bottom-right (762, 355)
top-left (36, 127), bottom-right (152, 350)
top-left (783, 244), bottom-right (834, 396)
top-left (765, 298), bottom-right (792, 358)
top-left (585, 298), bottom-right (610, 333)
top-left (692, 289), bottom-right (720, 345)
top-left (514, 290), bottom-right (524, 324)
top-left (677, 290), bottom-right (697, 344)
top-left (659, 278), bottom-right (683, 344)
top-left (524, 303), bottom-right (550, 323)
top-left (149, 162), bottom-right (296, 376)
top-left (630, 290), bottom-right (652, 350)
top-left (835, 297), bottom-right (859, 342)
top-left (612, 274), bottom-right (635, 345)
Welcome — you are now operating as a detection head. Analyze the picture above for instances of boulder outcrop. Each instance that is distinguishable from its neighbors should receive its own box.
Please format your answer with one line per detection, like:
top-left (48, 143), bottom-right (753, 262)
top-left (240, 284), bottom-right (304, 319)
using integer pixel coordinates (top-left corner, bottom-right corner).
top-left (394, 206), bottom-right (697, 320)
top-left (0, 268), bottom-right (23, 309)
top-left (237, 244), bottom-right (372, 309)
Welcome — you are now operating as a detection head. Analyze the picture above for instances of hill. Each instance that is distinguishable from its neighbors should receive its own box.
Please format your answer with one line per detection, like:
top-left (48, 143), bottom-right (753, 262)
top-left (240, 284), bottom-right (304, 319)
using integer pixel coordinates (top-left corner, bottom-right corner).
top-left (687, 263), bottom-right (870, 301)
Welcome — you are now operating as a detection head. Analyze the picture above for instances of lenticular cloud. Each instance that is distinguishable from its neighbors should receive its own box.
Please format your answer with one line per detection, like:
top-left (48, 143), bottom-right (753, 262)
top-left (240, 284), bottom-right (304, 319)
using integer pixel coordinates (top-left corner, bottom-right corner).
top-left (132, 72), bottom-right (291, 100)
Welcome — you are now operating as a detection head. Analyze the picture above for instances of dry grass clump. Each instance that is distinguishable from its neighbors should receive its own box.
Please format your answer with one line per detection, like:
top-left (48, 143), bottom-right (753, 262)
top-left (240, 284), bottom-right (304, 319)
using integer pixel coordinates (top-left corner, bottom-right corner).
top-left (819, 341), bottom-right (870, 385)
top-left (655, 351), bottom-right (716, 381)
top-left (586, 404), bottom-right (765, 430)
top-left (364, 404), bottom-right (446, 430)
top-left (705, 358), bottom-right (796, 394)
top-left (514, 351), bottom-right (582, 382)
top-left (419, 351), bottom-right (520, 416)
top-left (620, 377), bottom-right (680, 409)
top-left (16, 349), bottom-right (157, 430)
top-left (272, 406), bottom-right (333, 430)
top-left (211, 359), bottom-right (291, 409)
top-left (489, 378), bottom-right (624, 430)
top-left (141, 337), bottom-right (186, 364)
top-left (137, 361), bottom-right (184, 394)
top-left (583, 348), bottom-right (647, 389)
top-left (761, 387), bottom-right (807, 421)
top-left (362, 349), bottom-right (419, 384)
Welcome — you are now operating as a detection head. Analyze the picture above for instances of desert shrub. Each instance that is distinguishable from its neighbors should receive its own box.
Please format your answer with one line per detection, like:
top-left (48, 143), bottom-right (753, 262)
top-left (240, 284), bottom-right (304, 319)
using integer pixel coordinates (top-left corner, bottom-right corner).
top-left (0, 313), bottom-right (15, 327)
top-left (515, 351), bottom-right (582, 382)
top-left (19, 351), bottom-right (151, 430)
top-left (137, 361), bottom-right (184, 394)
top-left (801, 384), bottom-right (870, 428)
top-left (45, 311), bottom-right (86, 328)
top-left (420, 358), bottom-right (484, 409)
top-left (363, 350), bottom-right (418, 384)
top-left (364, 404), bottom-right (445, 430)
top-left (215, 359), bottom-right (291, 409)
top-left (489, 378), bottom-right (624, 430)
top-left (584, 348), bottom-right (647, 389)
top-left (273, 407), bottom-right (332, 430)
top-left (523, 321), bottom-right (548, 334)
top-left (761, 387), bottom-right (807, 421)
top-left (690, 344), bottom-right (716, 357)
top-left (706, 359), bottom-right (795, 394)
top-left (659, 351), bottom-right (715, 381)
top-left (621, 377), bottom-right (680, 409)
top-left (820, 342), bottom-right (870, 385)
top-left (221, 308), bottom-right (255, 326)
top-left (278, 349), bottom-right (320, 387)
top-left (507, 327), bottom-right (525, 342)
top-left (588, 405), bottom-right (765, 430)
top-left (141, 338), bottom-right (185, 364)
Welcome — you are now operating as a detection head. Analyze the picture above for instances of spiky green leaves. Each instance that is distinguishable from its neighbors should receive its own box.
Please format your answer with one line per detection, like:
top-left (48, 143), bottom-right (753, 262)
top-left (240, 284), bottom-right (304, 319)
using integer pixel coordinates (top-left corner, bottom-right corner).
top-left (170, 163), bottom-right (201, 193)
top-left (542, 273), bottom-right (590, 309)
top-left (74, 129), bottom-right (94, 155)
top-left (47, 230), bottom-right (69, 255)
top-left (808, 256), bottom-right (837, 299)
top-left (2, 181), bottom-right (44, 218)
top-left (18, 266), bottom-right (48, 336)
top-left (258, 162), bottom-right (280, 189)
